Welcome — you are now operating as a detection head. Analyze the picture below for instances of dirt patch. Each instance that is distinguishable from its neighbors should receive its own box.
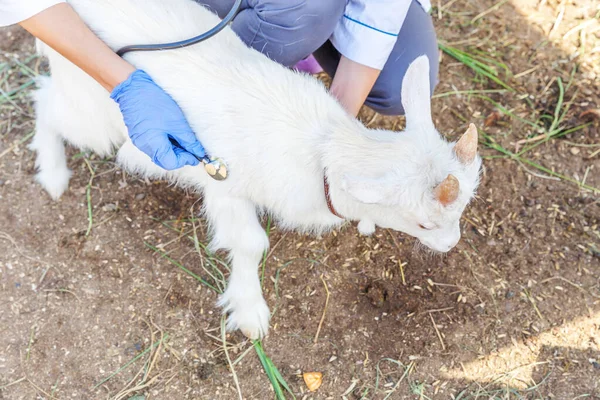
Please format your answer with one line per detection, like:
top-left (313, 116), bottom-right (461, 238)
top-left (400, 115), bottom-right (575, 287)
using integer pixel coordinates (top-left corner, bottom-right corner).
top-left (1, 0), bottom-right (599, 399)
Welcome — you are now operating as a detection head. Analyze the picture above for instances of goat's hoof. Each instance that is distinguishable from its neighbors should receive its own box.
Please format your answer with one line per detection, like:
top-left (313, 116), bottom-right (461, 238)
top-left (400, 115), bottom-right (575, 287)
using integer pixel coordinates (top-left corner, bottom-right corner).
top-left (218, 291), bottom-right (270, 340)
top-left (35, 168), bottom-right (72, 200)
top-left (240, 326), bottom-right (263, 340)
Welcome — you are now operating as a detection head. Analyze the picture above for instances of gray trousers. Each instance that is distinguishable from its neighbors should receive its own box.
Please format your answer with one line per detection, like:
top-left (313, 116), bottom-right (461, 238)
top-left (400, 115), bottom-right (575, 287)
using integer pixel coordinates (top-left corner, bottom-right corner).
top-left (199, 0), bottom-right (438, 115)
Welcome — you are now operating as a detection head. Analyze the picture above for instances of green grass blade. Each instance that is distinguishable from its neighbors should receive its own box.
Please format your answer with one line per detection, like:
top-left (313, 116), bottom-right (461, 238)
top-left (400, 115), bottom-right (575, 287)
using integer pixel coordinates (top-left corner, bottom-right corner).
top-left (469, 48), bottom-right (511, 74)
top-left (144, 242), bottom-right (221, 293)
top-left (85, 185), bottom-right (93, 236)
top-left (548, 77), bottom-right (565, 135)
top-left (11, 57), bottom-right (38, 78)
top-left (439, 44), bottom-right (514, 91)
top-left (373, 359), bottom-right (412, 400)
top-left (517, 123), bottom-right (591, 156)
top-left (254, 341), bottom-right (286, 400)
top-left (474, 95), bottom-right (540, 128)
top-left (269, 357), bottom-right (295, 397)
top-left (187, 235), bottom-right (227, 293)
top-left (432, 89), bottom-right (507, 99)
top-left (477, 126), bottom-right (598, 192)
top-left (274, 260), bottom-right (296, 300)
top-left (254, 340), bottom-right (296, 399)
top-left (195, 240), bottom-right (230, 271)
top-left (0, 79), bottom-right (36, 104)
top-left (517, 157), bottom-right (598, 192)
top-left (93, 334), bottom-right (169, 390)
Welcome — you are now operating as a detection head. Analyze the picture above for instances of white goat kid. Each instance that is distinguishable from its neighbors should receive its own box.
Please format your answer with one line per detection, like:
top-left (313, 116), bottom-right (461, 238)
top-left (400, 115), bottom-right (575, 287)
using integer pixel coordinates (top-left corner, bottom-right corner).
top-left (31, 0), bottom-right (481, 339)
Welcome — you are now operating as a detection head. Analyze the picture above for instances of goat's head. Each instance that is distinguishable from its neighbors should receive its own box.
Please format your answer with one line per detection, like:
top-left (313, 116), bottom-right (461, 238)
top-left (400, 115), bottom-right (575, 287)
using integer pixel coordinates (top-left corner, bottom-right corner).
top-left (339, 55), bottom-right (481, 253)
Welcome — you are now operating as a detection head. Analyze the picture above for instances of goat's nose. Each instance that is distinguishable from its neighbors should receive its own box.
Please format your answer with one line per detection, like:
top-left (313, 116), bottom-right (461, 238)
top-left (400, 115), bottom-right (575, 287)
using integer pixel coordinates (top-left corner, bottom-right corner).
top-left (446, 240), bottom-right (459, 251)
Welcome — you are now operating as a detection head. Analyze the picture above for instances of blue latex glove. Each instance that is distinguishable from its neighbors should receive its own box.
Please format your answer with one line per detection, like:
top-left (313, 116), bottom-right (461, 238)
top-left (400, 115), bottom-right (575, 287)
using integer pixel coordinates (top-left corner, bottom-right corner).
top-left (110, 70), bottom-right (205, 170)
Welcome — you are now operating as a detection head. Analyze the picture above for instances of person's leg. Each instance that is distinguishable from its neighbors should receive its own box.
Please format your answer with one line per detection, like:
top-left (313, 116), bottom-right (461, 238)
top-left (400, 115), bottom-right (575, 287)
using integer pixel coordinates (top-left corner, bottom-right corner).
top-left (198, 0), bottom-right (345, 67)
top-left (314, 0), bottom-right (439, 116)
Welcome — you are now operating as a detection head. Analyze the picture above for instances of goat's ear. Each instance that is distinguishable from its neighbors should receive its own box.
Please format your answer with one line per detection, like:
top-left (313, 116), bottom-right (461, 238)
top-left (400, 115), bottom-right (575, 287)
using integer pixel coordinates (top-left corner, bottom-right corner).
top-left (341, 173), bottom-right (392, 205)
top-left (401, 55), bottom-right (433, 130)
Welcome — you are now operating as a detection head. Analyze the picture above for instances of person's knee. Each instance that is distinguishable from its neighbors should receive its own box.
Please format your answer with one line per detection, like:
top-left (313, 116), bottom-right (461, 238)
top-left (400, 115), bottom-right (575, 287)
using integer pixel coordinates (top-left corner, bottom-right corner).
top-left (300, 0), bottom-right (346, 30)
top-left (368, 54), bottom-right (439, 116)
top-left (255, 0), bottom-right (344, 29)
top-left (240, 0), bottom-right (345, 65)
top-left (368, 97), bottom-right (405, 116)
top-left (253, 0), bottom-right (345, 43)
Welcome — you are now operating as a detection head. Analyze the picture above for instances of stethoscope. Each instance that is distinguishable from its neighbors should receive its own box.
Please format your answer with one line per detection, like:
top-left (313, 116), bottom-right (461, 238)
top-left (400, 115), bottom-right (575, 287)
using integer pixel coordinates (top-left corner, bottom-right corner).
top-left (116, 0), bottom-right (243, 180)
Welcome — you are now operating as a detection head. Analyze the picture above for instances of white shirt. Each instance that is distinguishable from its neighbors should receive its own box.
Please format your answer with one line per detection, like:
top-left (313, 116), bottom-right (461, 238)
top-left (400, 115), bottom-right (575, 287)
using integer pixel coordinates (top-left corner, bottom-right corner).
top-left (331, 0), bottom-right (431, 70)
top-left (1, 0), bottom-right (431, 70)
top-left (0, 0), bottom-right (64, 26)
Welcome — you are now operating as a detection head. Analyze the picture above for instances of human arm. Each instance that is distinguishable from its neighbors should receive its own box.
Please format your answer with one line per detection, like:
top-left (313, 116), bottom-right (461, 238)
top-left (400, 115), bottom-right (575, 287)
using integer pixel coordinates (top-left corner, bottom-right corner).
top-left (18, 3), bottom-right (134, 91)
top-left (330, 56), bottom-right (381, 117)
top-left (17, 3), bottom-right (204, 169)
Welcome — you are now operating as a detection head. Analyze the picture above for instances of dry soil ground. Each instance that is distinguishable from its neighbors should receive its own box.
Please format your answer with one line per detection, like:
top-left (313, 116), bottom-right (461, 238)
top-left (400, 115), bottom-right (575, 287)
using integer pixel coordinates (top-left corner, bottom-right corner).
top-left (1, 0), bottom-right (600, 399)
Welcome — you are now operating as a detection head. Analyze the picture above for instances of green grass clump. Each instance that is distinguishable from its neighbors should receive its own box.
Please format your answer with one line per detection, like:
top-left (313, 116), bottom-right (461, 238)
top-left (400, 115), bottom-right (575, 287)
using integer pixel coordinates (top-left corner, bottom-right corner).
top-left (438, 43), bottom-right (514, 91)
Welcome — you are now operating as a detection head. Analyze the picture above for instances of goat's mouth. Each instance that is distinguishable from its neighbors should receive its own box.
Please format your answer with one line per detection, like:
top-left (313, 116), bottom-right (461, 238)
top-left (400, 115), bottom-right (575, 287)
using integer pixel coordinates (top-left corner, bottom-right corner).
top-left (414, 240), bottom-right (453, 256)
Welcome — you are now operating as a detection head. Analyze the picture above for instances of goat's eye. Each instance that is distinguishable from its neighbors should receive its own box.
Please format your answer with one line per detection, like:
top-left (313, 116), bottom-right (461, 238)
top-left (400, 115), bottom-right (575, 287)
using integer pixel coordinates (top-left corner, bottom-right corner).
top-left (419, 223), bottom-right (434, 230)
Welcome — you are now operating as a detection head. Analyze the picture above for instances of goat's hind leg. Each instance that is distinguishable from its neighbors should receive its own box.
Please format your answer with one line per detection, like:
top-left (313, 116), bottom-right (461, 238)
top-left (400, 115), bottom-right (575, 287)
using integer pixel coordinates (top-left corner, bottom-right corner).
top-left (30, 76), bottom-right (71, 200)
top-left (204, 192), bottom-right (270, 339)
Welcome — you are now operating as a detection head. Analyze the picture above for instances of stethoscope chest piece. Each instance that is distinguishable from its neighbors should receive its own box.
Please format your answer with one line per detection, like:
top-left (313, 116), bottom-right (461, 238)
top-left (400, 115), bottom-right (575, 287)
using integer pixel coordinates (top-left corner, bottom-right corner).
top-left (202, 157), bottom-right (228, 181)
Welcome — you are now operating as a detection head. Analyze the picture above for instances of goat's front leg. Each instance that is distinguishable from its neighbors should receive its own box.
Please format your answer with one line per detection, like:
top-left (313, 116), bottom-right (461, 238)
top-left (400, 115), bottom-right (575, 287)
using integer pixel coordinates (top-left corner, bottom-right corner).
top-left (203, 192), bottom-right (270, 339)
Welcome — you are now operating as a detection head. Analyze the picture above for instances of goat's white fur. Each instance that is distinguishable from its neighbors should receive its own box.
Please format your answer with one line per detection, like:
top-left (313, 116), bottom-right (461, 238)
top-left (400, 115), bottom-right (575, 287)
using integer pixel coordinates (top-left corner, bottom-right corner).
top-left (32, 0), bottom-right (481, 339)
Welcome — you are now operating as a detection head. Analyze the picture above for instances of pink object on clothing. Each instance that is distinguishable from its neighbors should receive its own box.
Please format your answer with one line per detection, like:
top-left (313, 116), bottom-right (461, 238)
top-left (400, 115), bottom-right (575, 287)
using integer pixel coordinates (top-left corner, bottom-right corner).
top-left (293, 54), bottom-right (323, 74)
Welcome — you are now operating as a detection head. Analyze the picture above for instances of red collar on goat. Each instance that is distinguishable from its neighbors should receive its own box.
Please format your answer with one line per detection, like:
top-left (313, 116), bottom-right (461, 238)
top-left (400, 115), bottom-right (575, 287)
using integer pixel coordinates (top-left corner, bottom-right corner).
top-left (324, 176), bottom-right (344, 219)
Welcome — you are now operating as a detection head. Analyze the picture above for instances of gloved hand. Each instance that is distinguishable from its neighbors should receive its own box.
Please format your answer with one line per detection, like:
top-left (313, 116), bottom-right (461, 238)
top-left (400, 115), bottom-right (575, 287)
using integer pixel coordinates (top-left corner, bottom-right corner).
top-left (110, 70), bottom-right (205, 170)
